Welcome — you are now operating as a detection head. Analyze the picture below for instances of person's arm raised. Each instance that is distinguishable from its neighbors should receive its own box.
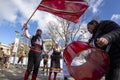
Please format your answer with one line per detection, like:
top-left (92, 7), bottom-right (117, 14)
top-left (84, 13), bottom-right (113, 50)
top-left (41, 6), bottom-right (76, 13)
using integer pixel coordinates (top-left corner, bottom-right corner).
top-left (22, 23), bottom-right (32, 39)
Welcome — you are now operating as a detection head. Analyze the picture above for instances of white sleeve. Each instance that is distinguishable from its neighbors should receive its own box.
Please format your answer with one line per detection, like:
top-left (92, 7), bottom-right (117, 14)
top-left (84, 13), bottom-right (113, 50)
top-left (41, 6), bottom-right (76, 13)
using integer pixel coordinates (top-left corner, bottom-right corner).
top-left (25, 29), bottom-right (32, 39)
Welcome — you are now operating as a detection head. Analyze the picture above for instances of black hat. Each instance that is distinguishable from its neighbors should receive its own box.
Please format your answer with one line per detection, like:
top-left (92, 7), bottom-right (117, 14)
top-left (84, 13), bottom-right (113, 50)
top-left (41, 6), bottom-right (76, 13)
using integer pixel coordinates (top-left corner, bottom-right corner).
top-left (87, 20), bottom-right (99, 25)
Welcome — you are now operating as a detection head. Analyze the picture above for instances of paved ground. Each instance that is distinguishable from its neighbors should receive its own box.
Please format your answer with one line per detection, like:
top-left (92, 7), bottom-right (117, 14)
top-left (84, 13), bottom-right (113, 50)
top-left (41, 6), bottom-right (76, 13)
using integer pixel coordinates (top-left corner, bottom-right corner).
top-left (0, 64), bottom-right (105, 80)
top-left (0, 64), bottom-right (75, 80)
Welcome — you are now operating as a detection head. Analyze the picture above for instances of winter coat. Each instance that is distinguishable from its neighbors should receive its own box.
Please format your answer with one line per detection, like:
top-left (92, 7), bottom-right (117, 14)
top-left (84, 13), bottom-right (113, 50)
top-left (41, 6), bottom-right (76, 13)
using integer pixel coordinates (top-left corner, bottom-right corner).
top-left (89, 20), bottom-right (120, 67)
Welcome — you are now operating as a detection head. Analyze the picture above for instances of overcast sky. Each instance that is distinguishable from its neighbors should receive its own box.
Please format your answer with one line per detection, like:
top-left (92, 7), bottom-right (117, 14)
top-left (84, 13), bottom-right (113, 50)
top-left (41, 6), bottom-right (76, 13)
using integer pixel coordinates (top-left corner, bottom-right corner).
top-left (0, 0), bottom-right (120, 45)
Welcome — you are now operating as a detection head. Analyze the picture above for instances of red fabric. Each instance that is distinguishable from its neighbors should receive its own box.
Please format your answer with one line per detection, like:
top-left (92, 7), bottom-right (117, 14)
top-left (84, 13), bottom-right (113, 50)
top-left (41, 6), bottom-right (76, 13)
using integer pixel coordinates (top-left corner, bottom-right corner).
top-left (32, 43), bottom-right (42, 47)
top-left (66, 0), bottom-right (86, 1)
top-left (53, 72), bottom-right (57, 80)
top-left (30, 48), bottom-right (42, 53)
top-left (31, 74), bottom-right (37, 80)
top-left (48, 72), bottom-right (52, 80)
top-left (63, 41), bottom-right (110, 80)
top-left (24, 71), bottom-right (30, 80)
top-left (38, 0), bottom-right (89, 23)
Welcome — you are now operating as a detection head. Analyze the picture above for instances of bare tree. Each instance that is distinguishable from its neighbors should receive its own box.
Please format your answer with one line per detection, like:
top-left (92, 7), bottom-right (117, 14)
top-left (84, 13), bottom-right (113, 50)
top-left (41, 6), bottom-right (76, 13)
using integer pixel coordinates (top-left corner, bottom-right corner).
top-left (46, 16), bottom-right (87, 47)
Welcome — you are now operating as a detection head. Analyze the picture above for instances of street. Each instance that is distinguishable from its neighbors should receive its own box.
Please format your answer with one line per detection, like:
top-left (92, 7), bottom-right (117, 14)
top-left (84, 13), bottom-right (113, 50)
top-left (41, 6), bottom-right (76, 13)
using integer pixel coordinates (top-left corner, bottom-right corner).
top-left (0, 64), bottom-right (105, 80)
top-left (0, 64), bottom-right (65, 80)
top-left (0, 65), bottom-right (62, 80)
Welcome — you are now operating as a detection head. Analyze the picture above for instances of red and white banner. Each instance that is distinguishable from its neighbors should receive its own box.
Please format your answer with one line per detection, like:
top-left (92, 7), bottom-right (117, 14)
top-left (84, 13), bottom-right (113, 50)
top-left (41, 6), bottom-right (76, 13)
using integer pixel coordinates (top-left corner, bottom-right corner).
top-left (63, 41), bottom-right (110, 80)
top-left (38, 0), bottom-right (89, 23)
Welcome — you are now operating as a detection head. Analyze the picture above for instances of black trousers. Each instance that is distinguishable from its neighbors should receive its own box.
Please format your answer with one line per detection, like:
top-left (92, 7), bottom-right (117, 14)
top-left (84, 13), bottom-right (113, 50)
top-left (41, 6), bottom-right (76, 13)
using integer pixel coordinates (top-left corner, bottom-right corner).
top-left (26, 50), bottom-right (42, 75)
top-left (105, 66), bottom-right (120, 80)
top-left (17, 57), bottom-right (23, 63)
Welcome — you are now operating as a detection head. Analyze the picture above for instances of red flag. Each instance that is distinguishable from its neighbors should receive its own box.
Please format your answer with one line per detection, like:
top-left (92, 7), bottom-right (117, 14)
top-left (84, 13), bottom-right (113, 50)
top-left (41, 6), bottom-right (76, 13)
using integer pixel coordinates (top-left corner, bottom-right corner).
top-left (38, 0), bottom-right (89, 23)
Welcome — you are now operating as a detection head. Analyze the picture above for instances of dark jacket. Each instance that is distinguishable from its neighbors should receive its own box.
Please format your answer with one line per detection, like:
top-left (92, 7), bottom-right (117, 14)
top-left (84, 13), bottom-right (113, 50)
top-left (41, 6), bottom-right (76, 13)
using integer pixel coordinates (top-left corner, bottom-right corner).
top-left (89, 20), bottom-right (120, 67)
top-left (30, 35), bottom-right (43, 53)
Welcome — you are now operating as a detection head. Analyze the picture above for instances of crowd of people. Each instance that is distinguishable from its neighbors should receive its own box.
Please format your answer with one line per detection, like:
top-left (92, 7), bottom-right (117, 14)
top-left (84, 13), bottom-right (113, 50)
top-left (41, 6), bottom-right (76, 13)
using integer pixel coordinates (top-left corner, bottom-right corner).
top-left (0, 19), bottom-right (120, 80)
top-left (21, 20), bottom-right (120, 80)
top-left (22, 23), bottom-right (64, 80)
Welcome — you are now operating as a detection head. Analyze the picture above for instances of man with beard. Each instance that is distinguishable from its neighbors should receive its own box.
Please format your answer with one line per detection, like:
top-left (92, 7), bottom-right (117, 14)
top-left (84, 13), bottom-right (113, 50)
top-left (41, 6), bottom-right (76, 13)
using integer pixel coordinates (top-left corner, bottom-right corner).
top-left (23, 23), bottom-right (43, 80)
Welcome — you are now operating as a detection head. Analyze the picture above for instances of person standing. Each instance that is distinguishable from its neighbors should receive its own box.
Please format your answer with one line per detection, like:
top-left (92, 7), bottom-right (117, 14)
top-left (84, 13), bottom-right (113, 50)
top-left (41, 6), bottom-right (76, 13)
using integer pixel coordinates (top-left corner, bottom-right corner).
top-left (23, 23), bottom-right (43, 80)
top-left (48, 44), bottom-right (62, 80)
top-left (87, 20), bottom-right (120, 80)
top-left (17, 51), bottom-right (26, 68)
top-left (42, 53), bottom-right (49, 72)
top-left (0, 47), bottom-right (4, 70)
top-left (4, 49), bottom-right (10, 68)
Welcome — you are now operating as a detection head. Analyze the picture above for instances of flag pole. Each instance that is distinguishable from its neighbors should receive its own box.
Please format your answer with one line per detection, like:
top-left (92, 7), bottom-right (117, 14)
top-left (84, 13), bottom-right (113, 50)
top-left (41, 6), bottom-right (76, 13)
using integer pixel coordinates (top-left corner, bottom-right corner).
top-left (25, 0), bottom-right (43, 24)
top-left (22, 6), bottom-right (39, 30)
top-left (22, 1), bottom-right (41, 30)
top-left (26, 5), bottom-right (39, 24)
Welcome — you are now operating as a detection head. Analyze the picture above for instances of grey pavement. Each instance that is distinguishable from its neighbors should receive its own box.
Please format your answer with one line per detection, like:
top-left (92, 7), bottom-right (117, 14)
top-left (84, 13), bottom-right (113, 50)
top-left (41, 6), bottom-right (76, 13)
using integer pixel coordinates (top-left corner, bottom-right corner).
top-left (0, 64), bottom-right (105, 80)
top-left (0, 64), bottom-right (65, 80)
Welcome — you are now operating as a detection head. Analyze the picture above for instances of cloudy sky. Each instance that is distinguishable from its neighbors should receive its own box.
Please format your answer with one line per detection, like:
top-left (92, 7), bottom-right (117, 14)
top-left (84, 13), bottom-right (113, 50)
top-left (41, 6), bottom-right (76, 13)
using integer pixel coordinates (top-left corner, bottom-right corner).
top-left (0, 0), bottom-right (120, 45)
